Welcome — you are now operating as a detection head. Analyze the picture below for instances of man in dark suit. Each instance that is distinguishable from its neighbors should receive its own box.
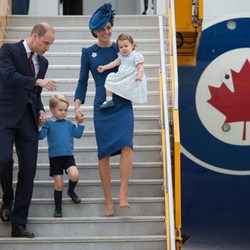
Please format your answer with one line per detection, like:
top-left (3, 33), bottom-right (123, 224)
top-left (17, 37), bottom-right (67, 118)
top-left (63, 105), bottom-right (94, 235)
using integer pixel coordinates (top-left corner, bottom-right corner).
top-left (0, 22), bottom-right (57, 238)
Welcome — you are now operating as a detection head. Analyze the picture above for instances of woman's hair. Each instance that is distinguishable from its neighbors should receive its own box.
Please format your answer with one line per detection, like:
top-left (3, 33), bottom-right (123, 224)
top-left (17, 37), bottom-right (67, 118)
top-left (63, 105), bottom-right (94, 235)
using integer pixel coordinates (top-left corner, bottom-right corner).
top-left (90, 20), bottom-right (114, 38)
top-left (116, 33), bottom-right (136, 49)
top-left (49, 95), bottom-right (69, 109)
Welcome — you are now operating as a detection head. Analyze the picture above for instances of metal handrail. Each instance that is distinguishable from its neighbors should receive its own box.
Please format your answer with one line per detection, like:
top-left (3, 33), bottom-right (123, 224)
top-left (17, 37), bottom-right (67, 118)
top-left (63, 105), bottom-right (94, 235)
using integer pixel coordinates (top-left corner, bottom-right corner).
top-left (169, 0), bottom-right (179, 109)
top-left (166, 0), bottom-right (182, 249)
top-left (158, 15), bottom-right (176, 250)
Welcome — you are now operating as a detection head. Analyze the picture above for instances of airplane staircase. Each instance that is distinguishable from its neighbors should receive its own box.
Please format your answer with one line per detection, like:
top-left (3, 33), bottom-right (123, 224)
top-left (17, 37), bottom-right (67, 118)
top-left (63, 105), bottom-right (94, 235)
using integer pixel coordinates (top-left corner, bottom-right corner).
top-left (0, 10), bottom-right (180, 250)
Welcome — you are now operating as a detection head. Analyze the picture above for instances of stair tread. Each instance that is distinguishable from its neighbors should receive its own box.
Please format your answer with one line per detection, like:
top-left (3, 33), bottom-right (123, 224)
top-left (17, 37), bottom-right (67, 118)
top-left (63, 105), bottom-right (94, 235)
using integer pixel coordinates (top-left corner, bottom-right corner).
top-left (0, 197), bottom-right (164, 203)
top-left (47, 63), bottom-right (160, 68)
top-left (37, 145), bottom-right (162, 150)
top-left (14, 161), bottom-right (163, 167)
top-left (41, 90), bottom-right (160, 94)
top-left (7, 26), bottom-right (161, 30)
top-left (31, 179), bottom-right (163, 184)
top-left (43, 105), bottom-right (160, 110)
top-left (41, 76), bottom-right (161, 81)
top-left (37, 129), bottom-right (161, 134)
top-left (46, 51), bottom-right (160, 55)
top-left (27, 215), bottom-right (165, 222)
top-left (4, 38), bottom-right (163, 43)
top-left (32, 197), bottom-right (164, 203)
top-left (0, 234), bottom-right (166, 242)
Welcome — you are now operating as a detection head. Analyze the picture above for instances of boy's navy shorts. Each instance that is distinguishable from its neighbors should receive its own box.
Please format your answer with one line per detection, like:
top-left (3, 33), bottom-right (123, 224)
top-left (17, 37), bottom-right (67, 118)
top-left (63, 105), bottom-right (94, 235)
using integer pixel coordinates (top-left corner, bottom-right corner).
top-left (49, 155), bottom-right (76, 176)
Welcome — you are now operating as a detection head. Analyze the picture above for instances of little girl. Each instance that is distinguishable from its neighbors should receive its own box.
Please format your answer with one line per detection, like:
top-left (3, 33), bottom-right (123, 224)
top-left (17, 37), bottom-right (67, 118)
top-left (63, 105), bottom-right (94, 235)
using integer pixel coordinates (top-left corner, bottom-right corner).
top-left (38, 95), bottom-right (84, 217)
top-left (97, 33), bottom-right (147, 109)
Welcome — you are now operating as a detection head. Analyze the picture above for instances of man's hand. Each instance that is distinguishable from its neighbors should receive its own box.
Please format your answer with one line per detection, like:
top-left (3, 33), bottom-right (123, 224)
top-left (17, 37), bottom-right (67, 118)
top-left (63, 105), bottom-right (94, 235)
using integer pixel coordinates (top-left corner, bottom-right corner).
top-left (36, 79), bottom-right (57, 91)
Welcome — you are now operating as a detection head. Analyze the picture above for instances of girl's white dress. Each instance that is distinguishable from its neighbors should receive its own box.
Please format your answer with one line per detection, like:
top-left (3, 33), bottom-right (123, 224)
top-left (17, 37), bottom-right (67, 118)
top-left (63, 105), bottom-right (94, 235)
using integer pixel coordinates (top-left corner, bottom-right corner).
top-left (104, 50), bottom-right (147, 103)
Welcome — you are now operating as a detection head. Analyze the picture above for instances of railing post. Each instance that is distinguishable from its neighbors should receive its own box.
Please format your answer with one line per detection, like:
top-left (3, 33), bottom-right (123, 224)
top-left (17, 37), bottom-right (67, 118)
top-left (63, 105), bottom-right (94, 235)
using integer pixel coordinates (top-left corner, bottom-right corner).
top-left (0, 0), bottom-right (11, 45)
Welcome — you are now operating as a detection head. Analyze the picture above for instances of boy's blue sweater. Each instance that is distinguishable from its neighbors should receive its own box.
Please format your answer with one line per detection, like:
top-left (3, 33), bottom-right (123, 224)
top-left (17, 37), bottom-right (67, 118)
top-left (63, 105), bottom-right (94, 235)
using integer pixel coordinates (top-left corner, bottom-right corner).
top-left (38, 119), bottom-right (84, 157)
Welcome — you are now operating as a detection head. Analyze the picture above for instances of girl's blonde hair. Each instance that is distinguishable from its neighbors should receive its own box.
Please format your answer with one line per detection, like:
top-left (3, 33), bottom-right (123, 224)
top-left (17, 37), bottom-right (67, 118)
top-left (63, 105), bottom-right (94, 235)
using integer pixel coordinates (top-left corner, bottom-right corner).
top-left (49, 95), bottom-right (69, 109)
top-left (116, 33), bottom-right (136, 50)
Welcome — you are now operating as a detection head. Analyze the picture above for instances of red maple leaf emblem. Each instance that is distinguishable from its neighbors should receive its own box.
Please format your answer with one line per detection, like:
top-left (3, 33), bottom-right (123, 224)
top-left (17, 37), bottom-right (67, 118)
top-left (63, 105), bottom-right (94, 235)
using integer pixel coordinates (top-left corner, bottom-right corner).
top-left (207, 59), bottom-right (250, 140)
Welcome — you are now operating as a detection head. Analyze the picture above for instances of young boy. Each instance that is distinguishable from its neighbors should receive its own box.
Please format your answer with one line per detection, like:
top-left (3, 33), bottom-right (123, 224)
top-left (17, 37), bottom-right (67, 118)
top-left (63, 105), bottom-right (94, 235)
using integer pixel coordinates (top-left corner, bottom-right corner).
top-left (38, 94), bottom-right (84, 217)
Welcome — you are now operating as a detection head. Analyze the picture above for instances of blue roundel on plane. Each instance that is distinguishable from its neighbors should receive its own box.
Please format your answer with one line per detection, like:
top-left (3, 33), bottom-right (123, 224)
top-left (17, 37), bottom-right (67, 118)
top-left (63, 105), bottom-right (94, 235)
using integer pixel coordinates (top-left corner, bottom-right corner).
top-left (179, 17), bottom-right (250, 174)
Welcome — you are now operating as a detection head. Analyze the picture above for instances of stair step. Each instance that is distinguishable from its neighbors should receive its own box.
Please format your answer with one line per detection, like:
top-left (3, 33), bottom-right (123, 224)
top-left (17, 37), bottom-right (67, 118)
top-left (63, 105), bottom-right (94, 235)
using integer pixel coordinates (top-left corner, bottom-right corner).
top-left (0, 216), bottom-right (165, 237)
top-left (33, 145), bottom-right (163, 163)
top-left (42, 105), bottom-right (161, 116)
top-left (26, 179), bottom-right (164, 198)
top-left (7, 15), bottom-right (161, 27)
top-left (35, 114), bottom-right (161, 130)
top-left (45, 51), bottom-right (162, 64)
top-left (45, 77), bottom-right (161, 92)
top-left (12, 162), bottom-right (163, 181)
top-left (4, 38), bottom-right (168, 52)
top-left (0, 180), bottom-right (164, 199)
top-left (26, 197), bottom-right (165, 217)
top-left (0, 197), bottom-right (164, 217)
top-left (5, 26), bottom-right (162, 39)
top-left (41, 90), bottom-right (161, 106)
top-left (45, 64), bottom-right (163, 78)
top-left (38, 129), bottom-right (162, 147)
top-left (0, 235), bottom-right (166, 250)
top-left (12, 145), bottom-right (162, 164)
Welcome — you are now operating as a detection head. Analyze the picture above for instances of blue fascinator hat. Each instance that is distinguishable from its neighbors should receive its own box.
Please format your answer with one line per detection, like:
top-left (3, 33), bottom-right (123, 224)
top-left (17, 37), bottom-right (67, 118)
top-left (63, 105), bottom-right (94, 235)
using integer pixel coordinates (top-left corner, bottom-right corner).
top-left (89, 3), bottom-right (115, 31)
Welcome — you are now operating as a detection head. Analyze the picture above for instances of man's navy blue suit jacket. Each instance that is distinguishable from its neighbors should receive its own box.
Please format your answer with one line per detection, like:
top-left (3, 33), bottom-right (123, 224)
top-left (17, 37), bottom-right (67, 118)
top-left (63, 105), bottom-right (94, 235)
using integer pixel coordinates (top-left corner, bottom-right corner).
top-left (0, 40), bottom-right (48, 128)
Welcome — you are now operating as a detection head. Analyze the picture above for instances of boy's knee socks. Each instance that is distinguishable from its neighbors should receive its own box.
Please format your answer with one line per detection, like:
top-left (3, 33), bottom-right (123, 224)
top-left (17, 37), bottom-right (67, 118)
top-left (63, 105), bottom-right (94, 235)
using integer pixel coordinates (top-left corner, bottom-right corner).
top-left (54, 190), bottom-right (62, 209)
top-left (68, 180), bottom-right (78, 194)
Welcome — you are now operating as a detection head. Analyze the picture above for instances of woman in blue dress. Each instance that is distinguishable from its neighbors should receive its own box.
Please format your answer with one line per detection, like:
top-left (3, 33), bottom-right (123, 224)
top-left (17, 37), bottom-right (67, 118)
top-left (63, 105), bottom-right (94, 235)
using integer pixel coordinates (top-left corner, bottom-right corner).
top-left (74, 3), bottom-right (134, 216)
